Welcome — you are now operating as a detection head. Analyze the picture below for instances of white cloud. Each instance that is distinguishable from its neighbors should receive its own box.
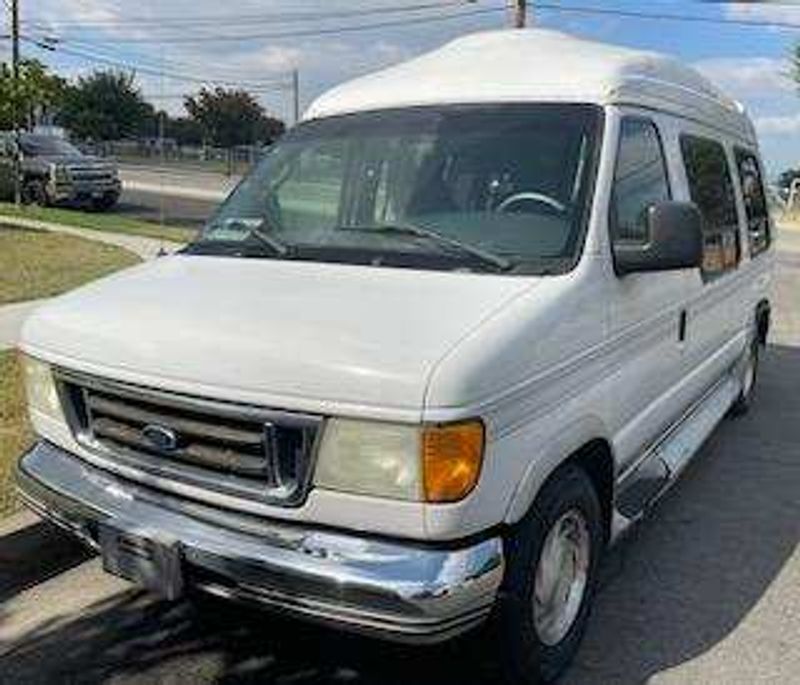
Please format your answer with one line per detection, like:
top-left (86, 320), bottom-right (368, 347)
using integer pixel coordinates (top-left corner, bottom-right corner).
top-left (724, 3), bottom-right (800, 25)
top-left (754, 113), bottom-right (800, 135)
top-left (693, 56), bottom-right (794, 99)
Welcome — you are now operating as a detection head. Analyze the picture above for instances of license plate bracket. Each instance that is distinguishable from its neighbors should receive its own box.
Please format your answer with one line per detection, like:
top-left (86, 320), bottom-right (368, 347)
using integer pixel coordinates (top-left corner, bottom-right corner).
top-left (99, 523), bottom-right (184, 600)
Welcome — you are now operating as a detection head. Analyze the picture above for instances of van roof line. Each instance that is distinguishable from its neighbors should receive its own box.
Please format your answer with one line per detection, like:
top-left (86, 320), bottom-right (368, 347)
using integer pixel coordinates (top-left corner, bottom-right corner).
top-left (304, 28), bottom-right (755, 143)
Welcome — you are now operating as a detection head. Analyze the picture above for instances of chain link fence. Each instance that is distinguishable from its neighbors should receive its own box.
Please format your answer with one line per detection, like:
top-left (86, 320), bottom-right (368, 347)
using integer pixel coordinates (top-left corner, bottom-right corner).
top-left (79, 139), bottom-right (266, 176)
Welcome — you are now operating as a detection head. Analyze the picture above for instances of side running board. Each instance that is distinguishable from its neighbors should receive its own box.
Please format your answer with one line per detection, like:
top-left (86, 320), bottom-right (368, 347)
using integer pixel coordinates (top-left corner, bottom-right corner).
top-left (615, 374), bottom-right (740, 523)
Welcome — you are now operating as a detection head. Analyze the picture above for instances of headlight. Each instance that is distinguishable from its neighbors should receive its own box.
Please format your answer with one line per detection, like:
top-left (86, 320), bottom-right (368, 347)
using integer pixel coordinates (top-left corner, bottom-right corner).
top-left (22, 355), bottom-right (65, 424)
top-left (49, 163), bottom-right (69, 182)
top-left (314, 418), bottom-right (484, 503)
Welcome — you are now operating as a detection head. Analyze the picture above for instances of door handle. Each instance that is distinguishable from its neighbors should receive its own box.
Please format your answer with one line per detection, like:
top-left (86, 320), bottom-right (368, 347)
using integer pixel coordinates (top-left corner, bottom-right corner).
top-left (678, 309), bottom-right (688, 342)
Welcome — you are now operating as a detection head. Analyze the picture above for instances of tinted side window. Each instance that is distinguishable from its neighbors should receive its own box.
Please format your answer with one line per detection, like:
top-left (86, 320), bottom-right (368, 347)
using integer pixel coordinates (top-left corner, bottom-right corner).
top-left (735, 148), bottom-right (771, 257)
top-left (680, 135), bottom-right (740, 277)
top-left (610, 118), bottom-right (671, 242)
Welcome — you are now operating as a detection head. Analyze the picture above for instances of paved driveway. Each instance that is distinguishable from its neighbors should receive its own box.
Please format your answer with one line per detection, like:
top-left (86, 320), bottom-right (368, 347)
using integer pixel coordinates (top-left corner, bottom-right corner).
top-left (1, 233), bottom-right (798, 685)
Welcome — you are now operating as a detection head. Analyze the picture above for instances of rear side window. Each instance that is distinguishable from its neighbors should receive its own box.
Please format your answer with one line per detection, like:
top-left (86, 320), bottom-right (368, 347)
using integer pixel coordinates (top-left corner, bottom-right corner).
top-left (680, 135), bottom-right (740, 278)
top-left (735, 148), bottom-right (771, 257)
top-left (610, 118), bottom-right (671, 243)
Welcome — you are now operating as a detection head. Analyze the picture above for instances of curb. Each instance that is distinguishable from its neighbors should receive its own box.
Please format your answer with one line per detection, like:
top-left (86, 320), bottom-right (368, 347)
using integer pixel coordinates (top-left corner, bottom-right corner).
top-left (0, 508), bottom-right (39, 537)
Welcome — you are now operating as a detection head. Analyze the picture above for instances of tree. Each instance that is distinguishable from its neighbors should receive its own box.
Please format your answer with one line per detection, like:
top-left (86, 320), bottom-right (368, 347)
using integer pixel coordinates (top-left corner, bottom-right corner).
top-left (184, 87), bottom-right (284, 148)
top-left (0, 59), bottom-right (65, 130)
top-left (165, 116), bottom-right (204, 146)
top-left (57, 70), bottom-right (154, 141)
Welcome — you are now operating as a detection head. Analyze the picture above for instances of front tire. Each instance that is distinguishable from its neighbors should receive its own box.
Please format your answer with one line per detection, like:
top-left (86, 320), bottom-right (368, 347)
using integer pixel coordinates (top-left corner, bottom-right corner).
top-left (21, 179), bottom-right (50, 206)
top-left (494, 464), bottom-right (604, 684)
top-left (91, 192), bottom-right (119, 211)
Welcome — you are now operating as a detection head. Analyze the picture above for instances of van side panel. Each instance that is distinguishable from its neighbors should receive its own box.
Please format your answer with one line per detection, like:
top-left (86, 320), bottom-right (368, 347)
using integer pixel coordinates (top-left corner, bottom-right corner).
top-left (664, 116), bottom-right (758, 404)
top-left (423, 105), bottom-right (771, 540)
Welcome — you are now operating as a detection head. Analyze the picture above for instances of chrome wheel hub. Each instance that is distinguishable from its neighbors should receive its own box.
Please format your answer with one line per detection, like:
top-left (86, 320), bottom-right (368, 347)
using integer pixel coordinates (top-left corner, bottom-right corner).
top-left (533, 509), bottom-right (590, 646)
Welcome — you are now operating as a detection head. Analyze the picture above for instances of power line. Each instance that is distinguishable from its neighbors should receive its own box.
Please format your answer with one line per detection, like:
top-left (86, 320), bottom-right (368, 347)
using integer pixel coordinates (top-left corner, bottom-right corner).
top-left (21, 35), bottom-right (294, 90)
top-left (533, 2), bottom-right (800, 31)
top-left (40, 5), bottom-right (506, 45)
top-left (43, 35), bottom-right (290, 86)
top-left (25, 1), bottom-right (800, 37)
top-left (22, 1), bottom-right (475, 29)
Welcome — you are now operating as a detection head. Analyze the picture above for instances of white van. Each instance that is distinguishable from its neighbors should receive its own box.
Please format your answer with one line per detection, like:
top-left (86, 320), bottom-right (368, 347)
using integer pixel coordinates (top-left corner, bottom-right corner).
top-left (16, 30), bottom-right (774, 683)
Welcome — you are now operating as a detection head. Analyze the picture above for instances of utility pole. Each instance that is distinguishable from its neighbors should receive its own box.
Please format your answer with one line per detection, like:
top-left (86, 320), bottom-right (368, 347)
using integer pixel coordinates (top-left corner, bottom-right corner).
top-left (11, 0), bottom-right (21, 205)
top-left (291, 68), bottom-right (300, 125)
top-left (513, 0), bottom-right (528, 29)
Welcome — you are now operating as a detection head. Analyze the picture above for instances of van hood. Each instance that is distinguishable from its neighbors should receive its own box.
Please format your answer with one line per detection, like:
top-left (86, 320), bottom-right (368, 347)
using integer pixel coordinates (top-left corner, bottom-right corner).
top-left (22, 255), bottom-right (535, 416)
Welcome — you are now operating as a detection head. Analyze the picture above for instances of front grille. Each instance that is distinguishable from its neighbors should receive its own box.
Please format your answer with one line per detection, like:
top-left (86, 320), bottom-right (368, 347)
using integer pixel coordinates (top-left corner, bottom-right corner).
top-left (56, 370), bottom-right (322, 508)
top-left (69, 165), bottom-right (114, 179)
top-left (65, 165), bottom-right (117, 187)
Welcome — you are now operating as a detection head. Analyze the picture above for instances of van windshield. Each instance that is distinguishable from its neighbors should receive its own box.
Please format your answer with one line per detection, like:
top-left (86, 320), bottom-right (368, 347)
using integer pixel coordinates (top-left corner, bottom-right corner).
top-left (190, 104), bottom-right (602, 274)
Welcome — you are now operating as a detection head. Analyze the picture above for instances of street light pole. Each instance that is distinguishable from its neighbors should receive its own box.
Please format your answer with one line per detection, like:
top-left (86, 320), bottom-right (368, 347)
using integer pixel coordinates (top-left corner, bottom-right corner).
top-left (11, 0), bottom-right (21, 206)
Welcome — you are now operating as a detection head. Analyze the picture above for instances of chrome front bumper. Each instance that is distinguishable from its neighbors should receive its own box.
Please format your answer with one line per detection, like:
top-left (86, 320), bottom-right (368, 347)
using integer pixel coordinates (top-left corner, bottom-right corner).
top-left (49, 178), bottom-right (121, 203)
top-left (15, 441), bottom-right (505, 643)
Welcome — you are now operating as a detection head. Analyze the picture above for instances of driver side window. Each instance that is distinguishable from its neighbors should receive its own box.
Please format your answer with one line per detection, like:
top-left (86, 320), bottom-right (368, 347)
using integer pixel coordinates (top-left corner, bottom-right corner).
top-left (610, 118), bottom-right (671, 243)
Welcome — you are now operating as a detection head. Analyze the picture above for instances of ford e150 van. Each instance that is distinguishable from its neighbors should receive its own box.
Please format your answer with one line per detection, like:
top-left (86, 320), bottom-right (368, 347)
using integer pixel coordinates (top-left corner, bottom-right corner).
top-left (15, 30), bottom-right (774, 683)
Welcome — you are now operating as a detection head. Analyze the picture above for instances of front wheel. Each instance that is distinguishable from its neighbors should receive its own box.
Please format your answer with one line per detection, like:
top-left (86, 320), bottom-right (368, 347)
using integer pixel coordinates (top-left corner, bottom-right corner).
top-left (91, 193), bottom-right (119, 211)
top-left (493, 464), bottom-right (603, 684)
top-left (21, 179), bottom-right (50, 206)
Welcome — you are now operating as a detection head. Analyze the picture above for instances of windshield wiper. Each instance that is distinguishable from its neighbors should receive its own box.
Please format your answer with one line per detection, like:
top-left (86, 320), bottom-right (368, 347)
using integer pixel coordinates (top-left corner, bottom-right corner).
top-left (339, 222), bottom-right (512, 271)
top-left (245, 224), bottom-right (290, 256)
top-left (202, 217), bottom-right (290, 257)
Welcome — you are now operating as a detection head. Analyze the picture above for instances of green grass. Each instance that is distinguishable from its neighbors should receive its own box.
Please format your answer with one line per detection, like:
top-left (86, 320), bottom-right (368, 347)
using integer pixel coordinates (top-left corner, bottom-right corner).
top-left (0, 350), bottom-right (31, 518)
top-left (0, 202), bottom-right (197, 244)
top-left (0, 226), bottom-right (141, 304)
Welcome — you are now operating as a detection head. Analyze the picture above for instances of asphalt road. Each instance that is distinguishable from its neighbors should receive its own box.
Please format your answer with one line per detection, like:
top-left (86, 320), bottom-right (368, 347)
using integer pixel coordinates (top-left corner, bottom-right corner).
top-left (116, 165), bottom-right (233, 230)
top-left (1, 231), bottom-right (798, 684)
top-left (117, 188), bottom-right (216, 230)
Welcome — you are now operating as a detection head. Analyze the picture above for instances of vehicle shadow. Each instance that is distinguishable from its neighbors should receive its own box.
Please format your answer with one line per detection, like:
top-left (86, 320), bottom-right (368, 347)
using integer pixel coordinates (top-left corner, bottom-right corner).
top-left (0, 344), bottom-right (797, 684)
top-left (0, 519), bottom-right (90, 604)
top-left (566, 342), bottom-right (800, 683)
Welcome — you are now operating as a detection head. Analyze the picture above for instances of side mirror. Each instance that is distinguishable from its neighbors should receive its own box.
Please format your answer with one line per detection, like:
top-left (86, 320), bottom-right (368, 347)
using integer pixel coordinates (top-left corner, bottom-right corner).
top-left (614, 201), bottom-right (703, 275)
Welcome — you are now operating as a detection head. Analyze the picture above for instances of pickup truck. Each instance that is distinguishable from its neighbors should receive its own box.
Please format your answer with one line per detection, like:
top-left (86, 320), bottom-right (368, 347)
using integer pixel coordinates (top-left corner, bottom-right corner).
top-left (0, 132), bottom-right (121, 210)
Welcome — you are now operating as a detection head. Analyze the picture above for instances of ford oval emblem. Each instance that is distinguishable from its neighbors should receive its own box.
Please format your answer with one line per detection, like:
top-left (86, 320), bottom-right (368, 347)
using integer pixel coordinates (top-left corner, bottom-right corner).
top-left (142, 424), bottom-right (179, 453)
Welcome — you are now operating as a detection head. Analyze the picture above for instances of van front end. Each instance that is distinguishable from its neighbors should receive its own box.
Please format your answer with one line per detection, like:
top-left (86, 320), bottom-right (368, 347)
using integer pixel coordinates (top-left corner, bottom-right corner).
top-left (16, 439), bottom-right (503, 643)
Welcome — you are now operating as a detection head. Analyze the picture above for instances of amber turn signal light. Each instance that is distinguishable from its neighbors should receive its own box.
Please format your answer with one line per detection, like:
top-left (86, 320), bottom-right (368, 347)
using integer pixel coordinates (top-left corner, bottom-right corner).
top-left (422, 420), bottom-right (485, 503)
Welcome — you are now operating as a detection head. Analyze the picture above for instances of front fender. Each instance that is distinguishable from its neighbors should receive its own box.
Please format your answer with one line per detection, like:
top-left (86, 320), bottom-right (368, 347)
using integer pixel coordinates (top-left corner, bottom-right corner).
top-left (504, 414), bottom-right (613, 525)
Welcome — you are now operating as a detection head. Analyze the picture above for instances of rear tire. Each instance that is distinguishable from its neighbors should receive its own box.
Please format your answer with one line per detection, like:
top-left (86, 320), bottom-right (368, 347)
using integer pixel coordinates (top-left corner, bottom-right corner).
top-left (730, 337), bottom-right (759, 417)
top-left (493, 464), bottom-right (604, 684)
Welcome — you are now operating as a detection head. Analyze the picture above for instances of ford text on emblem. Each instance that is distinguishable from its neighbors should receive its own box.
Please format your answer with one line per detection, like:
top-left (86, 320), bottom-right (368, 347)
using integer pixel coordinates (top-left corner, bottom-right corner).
top-left (142, 424), bottom-right (179, 453)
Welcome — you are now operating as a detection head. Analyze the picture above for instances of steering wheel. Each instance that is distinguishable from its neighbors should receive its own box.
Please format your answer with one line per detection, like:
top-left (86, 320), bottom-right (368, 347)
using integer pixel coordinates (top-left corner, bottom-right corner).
top-left (496, 191), bottom-right (566, 214)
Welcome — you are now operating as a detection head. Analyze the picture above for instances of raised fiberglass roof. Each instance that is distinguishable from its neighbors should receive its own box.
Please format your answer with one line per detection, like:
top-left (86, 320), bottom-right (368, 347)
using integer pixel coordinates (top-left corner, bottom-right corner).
top-left (305, 28), bottom-right (755, 142)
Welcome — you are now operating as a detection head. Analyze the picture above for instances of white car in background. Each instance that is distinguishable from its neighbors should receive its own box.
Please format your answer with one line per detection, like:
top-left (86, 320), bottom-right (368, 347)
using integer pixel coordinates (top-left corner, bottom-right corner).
top-left (16, 29), bottom-right (773, 684)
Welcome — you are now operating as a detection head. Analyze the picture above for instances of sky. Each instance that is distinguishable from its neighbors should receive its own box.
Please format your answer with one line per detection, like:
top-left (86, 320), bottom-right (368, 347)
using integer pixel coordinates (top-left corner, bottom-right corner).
top-left (6, 0), bottom-right (800, 176)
